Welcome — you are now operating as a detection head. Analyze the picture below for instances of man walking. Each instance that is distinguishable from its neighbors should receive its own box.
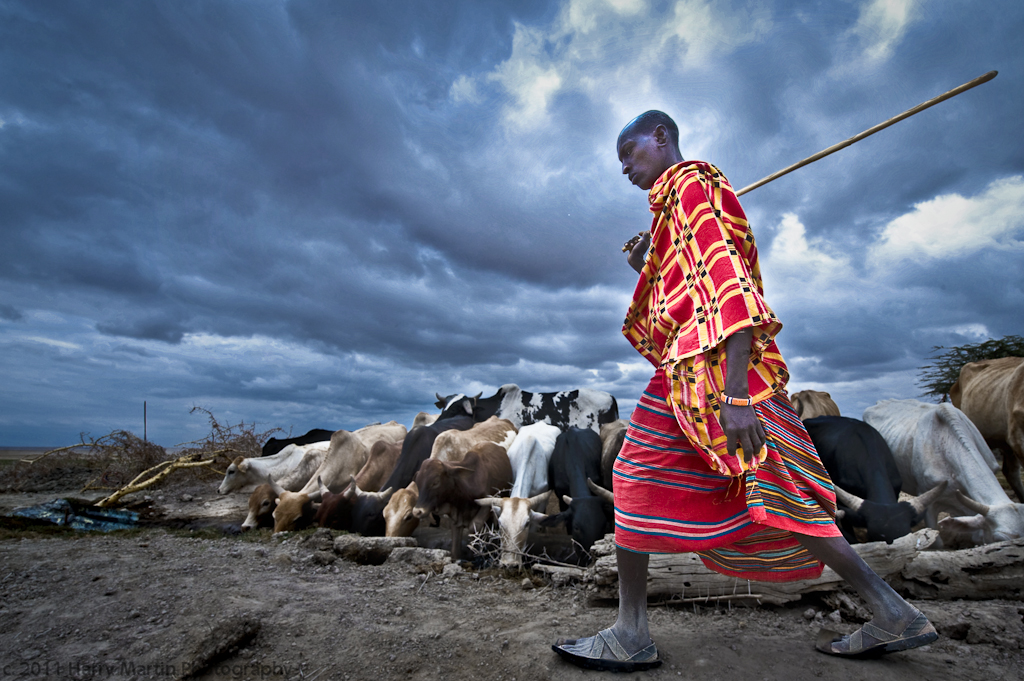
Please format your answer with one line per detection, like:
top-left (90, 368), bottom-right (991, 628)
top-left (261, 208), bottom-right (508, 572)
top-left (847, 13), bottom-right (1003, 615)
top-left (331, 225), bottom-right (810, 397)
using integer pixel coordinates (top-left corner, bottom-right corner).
top-left (552, 111), bottom-right (936, 671)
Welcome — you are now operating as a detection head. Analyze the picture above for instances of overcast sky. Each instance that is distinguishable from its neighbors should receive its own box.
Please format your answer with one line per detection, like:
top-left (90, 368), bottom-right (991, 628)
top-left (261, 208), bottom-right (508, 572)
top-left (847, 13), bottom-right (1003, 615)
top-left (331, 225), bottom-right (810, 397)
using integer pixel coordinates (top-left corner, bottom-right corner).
top-left (1, 0), bottom-right (1021, 447)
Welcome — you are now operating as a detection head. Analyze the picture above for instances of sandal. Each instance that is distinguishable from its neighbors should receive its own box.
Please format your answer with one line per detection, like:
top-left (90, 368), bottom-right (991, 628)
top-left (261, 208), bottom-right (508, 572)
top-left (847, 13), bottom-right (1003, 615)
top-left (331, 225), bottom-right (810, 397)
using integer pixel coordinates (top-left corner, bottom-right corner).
top-left (816, 611), bottom-right (938, 658)
top-left (552, 628), bottom-right (661, 672)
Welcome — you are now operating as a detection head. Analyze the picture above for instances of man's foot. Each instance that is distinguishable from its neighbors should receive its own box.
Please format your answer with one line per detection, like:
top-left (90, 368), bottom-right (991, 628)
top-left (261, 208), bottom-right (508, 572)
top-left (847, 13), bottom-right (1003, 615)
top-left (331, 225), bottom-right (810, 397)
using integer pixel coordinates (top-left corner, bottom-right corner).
top-left (816, 610), bottom-right (937, 658)
top-left (553, 627), bottom-right (660, 672)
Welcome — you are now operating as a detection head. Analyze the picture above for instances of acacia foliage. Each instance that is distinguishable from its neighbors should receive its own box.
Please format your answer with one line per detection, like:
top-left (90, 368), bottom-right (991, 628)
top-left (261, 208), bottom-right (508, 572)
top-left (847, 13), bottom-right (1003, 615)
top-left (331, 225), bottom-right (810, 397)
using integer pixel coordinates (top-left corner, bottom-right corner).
top-left (918, 335), bottom-right (1024, 401)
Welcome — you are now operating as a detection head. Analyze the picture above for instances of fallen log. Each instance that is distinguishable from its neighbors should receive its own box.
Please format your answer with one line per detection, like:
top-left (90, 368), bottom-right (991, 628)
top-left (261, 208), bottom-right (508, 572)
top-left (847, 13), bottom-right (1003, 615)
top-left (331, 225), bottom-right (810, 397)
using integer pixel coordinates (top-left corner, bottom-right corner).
top-left (893, 538), bottom-right (1024, 601)
top-left (587, 529), bottom-right (1024, 604)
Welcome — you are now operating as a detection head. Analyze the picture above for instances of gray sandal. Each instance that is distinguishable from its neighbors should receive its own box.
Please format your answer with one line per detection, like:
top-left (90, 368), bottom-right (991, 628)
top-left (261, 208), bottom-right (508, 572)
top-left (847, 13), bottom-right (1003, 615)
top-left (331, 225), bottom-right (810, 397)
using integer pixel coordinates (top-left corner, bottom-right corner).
top-left (553, 628), bottom-right (661, 672)
top-left (816, 611), bottom-right (938, 658)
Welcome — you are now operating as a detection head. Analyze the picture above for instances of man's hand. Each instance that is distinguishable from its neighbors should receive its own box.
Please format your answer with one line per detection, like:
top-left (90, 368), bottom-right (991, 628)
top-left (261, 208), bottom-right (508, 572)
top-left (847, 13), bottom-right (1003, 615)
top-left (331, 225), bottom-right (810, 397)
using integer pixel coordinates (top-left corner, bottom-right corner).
top-left (718, 402), bottom-right (766, 466)
top-left (627, 232), bottom-right (651, 274)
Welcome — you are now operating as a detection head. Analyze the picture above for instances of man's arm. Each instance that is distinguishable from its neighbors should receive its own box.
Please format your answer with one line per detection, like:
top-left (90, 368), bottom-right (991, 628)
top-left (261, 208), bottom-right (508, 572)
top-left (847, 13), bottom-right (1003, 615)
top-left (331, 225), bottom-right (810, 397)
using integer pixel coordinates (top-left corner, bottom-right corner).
top-left (627, 232), bottom-right (651, 274)
top-left (717, 328), bottom-right (767, 465)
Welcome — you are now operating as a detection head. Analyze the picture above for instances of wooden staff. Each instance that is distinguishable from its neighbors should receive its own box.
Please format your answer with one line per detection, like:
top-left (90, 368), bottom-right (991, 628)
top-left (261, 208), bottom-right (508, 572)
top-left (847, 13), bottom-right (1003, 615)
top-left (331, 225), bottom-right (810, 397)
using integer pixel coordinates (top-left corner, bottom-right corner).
top-left (735, 70), bottom-right (997, 196)
top-left (622, 70), bottom-right (997, 252)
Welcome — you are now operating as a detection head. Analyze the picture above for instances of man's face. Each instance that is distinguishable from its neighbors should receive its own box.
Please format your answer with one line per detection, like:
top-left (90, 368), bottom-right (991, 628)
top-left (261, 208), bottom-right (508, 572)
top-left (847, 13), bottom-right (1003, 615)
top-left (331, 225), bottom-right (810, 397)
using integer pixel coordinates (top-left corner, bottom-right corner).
top-left (617, 126), bottom-right (670, 191)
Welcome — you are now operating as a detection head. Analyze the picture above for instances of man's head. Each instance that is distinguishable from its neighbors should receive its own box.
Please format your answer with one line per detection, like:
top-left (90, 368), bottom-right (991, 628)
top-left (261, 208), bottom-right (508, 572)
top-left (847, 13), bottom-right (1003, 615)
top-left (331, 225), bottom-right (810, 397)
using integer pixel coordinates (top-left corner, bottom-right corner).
top-left (617, 110), bottom-right (683, 191)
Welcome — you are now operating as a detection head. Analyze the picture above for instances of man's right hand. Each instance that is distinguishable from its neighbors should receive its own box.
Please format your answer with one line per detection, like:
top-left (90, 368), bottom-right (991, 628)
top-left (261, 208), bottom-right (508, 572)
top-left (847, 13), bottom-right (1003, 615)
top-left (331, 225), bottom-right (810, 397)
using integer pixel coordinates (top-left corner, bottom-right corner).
top-left (627, 232), bottom-right (651, 274)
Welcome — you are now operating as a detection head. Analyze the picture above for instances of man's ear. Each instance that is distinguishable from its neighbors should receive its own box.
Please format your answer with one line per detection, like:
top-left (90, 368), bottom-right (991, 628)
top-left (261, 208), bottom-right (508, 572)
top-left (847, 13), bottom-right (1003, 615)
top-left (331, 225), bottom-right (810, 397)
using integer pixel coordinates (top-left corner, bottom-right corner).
top-left (653, 123), bottom-right (668, 147)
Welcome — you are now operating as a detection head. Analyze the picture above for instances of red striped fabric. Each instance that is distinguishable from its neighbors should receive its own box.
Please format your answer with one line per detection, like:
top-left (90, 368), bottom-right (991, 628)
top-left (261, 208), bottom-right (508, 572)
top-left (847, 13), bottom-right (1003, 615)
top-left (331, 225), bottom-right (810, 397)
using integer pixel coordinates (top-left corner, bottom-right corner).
top-left (613, 371), bottom-right (841, 582)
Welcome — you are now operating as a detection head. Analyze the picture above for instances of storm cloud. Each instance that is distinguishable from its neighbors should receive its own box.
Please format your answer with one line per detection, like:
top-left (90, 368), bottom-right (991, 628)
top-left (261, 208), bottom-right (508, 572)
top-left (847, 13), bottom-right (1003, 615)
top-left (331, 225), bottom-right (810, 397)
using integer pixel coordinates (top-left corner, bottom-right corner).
top-left (1, 0), bottom-right (1021, 445)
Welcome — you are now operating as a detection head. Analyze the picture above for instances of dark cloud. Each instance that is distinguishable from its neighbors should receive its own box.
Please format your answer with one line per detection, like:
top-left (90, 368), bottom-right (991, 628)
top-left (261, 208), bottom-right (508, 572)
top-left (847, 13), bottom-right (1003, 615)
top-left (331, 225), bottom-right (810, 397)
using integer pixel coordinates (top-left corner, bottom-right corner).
top-left (1, 0), bottom-right (1022, 445)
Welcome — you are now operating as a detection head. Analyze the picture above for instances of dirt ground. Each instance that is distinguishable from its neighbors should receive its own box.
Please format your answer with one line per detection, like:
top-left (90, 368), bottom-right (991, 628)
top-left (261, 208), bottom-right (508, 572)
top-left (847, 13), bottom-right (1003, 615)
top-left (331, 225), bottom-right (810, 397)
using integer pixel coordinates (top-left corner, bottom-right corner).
top-left (1, 481), bottom-right (1023, 681)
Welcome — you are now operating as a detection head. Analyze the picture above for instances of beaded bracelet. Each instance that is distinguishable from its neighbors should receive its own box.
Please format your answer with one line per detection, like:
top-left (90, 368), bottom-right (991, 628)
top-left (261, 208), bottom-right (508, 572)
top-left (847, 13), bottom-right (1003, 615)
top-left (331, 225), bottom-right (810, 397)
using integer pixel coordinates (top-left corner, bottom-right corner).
top-left (720, 394), bottom-right (753, 407)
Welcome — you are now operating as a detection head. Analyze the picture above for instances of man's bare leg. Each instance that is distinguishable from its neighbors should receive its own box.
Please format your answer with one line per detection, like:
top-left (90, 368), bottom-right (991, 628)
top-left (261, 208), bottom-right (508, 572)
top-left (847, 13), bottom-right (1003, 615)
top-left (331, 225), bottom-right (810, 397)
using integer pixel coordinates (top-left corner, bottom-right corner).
top-left (797, 534), bottom-right (926, 649)
top-left (556, 547), bottom-right (653, 659)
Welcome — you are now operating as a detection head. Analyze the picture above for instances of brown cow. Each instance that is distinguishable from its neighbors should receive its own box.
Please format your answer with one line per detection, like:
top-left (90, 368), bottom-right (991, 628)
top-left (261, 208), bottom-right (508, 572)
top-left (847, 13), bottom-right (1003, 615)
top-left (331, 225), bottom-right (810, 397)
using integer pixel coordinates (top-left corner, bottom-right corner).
top-left (383, 481), bottom-right (420, 537)
top-left (430, 416), bottom-right (517, 462)
top-left (951, 356), bottom-right (1024, 502)
top-left (790, 390), bottom-right (841, 420)
top-left (269, 475), bottom-right (323, 533)
top-left (313, 477), bottom-right (353, 530)
top-left (241, 483), bottom-right (277, 531)
top-left (352, 440), bottom-right (403, 492)
top-left (413, 443), bottom-right (513, 561)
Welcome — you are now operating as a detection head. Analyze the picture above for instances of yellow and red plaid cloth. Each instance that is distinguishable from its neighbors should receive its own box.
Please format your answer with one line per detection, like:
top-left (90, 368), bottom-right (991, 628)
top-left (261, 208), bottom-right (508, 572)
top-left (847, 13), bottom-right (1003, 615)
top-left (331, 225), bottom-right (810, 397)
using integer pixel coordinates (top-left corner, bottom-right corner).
top-left (623, 161), bottom-right (790, 477)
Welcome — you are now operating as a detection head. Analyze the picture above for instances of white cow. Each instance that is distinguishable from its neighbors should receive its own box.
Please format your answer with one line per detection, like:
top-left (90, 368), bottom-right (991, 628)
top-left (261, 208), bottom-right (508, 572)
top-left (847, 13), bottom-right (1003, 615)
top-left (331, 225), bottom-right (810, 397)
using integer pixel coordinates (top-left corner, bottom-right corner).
top-left (218, 441), bottom-right (329, 494)
top-left (863, 399), bottom-right (1024, 546)
top-left (476, 493), bottom-right (550, 566)
top-left (507, 422), bottom-right (562, 498)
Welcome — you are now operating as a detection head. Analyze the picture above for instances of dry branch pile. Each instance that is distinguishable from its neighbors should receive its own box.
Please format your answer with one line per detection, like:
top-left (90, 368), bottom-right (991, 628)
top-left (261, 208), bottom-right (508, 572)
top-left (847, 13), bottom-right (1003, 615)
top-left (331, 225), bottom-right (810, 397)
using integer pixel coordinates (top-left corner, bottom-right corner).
top-left (0, 407), bottom-right (277, 504)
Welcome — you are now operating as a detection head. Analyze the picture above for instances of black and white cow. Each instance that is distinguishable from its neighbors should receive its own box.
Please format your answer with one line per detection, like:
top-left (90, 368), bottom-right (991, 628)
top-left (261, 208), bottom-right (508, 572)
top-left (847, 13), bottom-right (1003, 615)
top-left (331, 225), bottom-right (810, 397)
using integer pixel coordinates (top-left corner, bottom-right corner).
top-left (434, 384), bottom-right (618, 433)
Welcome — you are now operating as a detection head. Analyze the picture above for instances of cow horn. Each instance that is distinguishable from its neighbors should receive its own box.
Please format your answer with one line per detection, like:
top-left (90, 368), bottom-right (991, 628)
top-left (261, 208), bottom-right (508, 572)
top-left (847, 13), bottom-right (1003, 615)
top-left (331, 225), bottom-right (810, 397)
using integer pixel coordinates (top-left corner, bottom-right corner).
top-left (563, 495), bottom-right (573, 506)
top-left (316, 475), bottom-right (329, 497)
top-left (472, 392), bottom-right (482, 402)
top-left (586, 478), bottom-right (615, 505)
top-left (835, 509), bottom-right (846, 521)
top-left (475, 496), bottom-right (502, 508)
top-left (955, 489), bottom-right (991, 516)
top-left (436, 392), bottom-right (444, 402)
top-left (528, 491), bottom-right (550, 511)
top-left (907, 480), bottom-right (948, 514)
top-left (832, 484), bottom-right (865, 512)
top-left (376, 487), bottom-right (396, 502)
top-left (308, 487), bottom-right (323, 503)
top-left (267, 474), bottom-right (286, 497)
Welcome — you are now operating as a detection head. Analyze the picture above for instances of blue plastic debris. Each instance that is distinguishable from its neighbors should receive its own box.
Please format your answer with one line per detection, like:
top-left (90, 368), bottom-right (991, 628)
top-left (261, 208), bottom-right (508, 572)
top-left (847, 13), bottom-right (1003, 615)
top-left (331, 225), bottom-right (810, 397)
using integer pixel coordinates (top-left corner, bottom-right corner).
top-left (6, 498), bottom-right (139, 532)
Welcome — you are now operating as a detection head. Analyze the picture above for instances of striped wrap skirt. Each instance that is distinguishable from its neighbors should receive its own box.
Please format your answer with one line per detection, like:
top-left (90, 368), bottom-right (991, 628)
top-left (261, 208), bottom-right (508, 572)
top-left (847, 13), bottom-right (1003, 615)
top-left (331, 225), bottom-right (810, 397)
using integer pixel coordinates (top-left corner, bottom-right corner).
top-left (613, 372), bottom-right (842, 582)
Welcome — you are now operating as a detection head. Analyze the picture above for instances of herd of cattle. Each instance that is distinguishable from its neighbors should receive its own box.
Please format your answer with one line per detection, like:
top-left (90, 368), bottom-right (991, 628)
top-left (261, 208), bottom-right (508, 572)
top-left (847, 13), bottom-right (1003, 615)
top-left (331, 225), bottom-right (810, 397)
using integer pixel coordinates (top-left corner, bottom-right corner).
top-left (217, 357), bottom-right (1024, 566)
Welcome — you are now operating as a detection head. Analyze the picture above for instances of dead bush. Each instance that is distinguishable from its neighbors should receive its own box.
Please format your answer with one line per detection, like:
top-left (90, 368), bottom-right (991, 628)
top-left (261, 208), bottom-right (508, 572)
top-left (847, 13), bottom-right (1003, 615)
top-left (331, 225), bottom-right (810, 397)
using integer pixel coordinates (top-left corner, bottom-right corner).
top-left (0, 407), bottom-right (279, 498)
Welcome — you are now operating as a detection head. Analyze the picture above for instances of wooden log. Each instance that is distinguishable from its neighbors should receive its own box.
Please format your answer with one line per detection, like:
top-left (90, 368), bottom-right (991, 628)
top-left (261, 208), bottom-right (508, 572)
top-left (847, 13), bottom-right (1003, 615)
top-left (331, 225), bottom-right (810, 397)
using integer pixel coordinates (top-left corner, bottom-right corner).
top-left (588, 529), bottom-right (941, 604)
top-left (892, 538), bottom-right (1024, 601)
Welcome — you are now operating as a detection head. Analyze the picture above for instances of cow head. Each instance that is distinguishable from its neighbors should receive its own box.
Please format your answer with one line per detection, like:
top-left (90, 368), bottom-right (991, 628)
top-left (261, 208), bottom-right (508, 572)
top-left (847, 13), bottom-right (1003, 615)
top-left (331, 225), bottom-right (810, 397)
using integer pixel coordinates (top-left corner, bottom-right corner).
top-left (383, 482), bottom-right (420, 537)
top-left (313, 476), bottom-right (354, 531)
top-left (412, 458), bottom-right (450, 519)
top-left (346, 476), bottom-right (397, 536)
top-left (270, 475), bottom-right (323, 534)
top-left (218, 456), bottom-right (249, 494)
top-left (834, 481), bottom-right (947, 544)
top-left (939, 490), bottom-right (1024, 546)
top-left (241, 483), bottom-right (277, 531)
top-left (476, 493), bottom-right (549, 566)
top-left (435, 392), bottom-right (482, 420)
top-left (540, 481), bottom-right (613, 554)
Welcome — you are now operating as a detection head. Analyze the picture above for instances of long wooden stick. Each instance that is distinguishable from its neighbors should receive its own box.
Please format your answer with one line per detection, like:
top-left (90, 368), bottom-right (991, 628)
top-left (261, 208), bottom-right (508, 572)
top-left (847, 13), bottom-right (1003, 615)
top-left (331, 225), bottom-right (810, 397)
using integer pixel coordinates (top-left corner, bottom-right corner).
top-left (735, 70), bottom-right (997, 196)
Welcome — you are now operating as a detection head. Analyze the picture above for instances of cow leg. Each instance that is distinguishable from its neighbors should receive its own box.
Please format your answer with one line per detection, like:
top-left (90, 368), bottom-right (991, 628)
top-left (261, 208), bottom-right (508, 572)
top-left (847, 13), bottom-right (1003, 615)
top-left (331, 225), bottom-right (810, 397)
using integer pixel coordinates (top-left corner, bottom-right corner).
top-left (1002, 447), bottom-right (1024, 503)
top-left (1007, 416), bottom-right (1024, 503)
top-left (451, 523), bottom-right (464, 562)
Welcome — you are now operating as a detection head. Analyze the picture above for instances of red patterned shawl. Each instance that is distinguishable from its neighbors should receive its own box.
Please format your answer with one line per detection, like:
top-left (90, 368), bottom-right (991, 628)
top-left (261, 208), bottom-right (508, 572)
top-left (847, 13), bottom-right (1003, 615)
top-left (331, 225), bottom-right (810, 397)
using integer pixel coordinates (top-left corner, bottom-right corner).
top-left (622, 161), bottom-right (790, 477)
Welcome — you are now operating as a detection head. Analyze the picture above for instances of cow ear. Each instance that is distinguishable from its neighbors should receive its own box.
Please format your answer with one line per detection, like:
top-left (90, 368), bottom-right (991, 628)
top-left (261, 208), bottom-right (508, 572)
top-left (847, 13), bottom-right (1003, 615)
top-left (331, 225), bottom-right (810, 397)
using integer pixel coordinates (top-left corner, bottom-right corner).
top-left (237, 460), bottom-right (249, 472)
top-left (463, 400), bottom-right (473, 416)
top-left (540, 510), bottom-right (571, 528)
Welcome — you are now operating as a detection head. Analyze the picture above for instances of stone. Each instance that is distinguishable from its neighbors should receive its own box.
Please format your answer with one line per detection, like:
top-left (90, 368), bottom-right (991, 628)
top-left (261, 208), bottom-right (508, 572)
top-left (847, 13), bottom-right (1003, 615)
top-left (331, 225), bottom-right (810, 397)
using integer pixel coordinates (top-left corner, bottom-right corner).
top-left (385, 547), bottom-right (451, 567)
top-left (333, 535), bottom-right (417, 565)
